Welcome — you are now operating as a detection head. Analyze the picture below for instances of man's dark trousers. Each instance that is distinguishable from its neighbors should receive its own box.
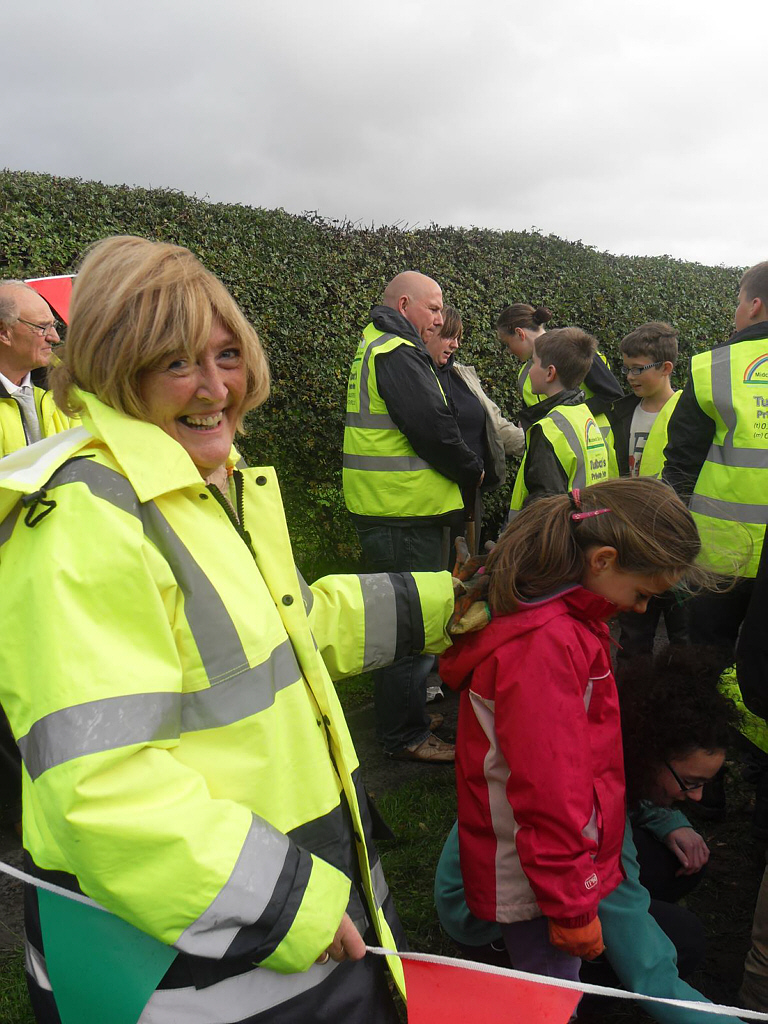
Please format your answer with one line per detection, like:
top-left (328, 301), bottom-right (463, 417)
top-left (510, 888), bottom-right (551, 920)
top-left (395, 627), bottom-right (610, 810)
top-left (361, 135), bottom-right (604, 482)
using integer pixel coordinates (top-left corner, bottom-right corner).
top-left (356, 522), bottom-right (445, 755)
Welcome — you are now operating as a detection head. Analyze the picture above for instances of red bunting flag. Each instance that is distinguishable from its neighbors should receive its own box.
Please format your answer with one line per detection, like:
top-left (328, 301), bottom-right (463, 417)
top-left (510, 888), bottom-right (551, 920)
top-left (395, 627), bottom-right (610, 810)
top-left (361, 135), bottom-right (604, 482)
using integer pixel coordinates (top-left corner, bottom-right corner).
top-left (403, 957), bottom-right (581, 1023)
top-left (26, 275), bottom-right (74, 324)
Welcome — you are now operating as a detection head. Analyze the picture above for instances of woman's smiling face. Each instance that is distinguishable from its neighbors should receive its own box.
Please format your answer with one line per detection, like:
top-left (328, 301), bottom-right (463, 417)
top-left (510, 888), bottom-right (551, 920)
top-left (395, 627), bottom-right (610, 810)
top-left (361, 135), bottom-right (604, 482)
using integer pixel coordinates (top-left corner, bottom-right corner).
top-left (139, 319), bottom-right (247, 477)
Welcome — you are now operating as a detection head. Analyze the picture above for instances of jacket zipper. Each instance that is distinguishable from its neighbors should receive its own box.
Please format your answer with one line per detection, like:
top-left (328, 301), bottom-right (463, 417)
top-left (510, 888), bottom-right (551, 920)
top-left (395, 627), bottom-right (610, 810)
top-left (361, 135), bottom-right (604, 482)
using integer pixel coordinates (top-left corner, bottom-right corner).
top-left (209, 472), bottom-right (345, 783)
top-left (206, 470), bottom-right (255, 558)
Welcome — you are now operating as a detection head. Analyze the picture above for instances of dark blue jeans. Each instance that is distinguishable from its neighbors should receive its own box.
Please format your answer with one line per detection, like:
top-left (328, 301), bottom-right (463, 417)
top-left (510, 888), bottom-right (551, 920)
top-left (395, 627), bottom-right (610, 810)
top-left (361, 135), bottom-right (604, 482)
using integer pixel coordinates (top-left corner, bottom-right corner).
top-left (356, 522), bottom-right (446, 754)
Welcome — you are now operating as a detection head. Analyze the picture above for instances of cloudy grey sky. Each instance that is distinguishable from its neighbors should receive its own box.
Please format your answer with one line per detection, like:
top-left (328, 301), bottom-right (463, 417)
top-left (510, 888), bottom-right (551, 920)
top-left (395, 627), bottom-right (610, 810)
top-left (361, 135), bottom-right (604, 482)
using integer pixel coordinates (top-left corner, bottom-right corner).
top-left (5, 0), bottom-right (766, 268)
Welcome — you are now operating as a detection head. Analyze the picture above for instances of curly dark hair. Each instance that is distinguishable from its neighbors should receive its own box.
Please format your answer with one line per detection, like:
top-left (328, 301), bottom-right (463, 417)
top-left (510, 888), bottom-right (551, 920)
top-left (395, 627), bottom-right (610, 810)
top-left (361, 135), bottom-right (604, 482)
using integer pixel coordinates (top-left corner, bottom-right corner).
top-left (620, 646), bottom-right (741, 807)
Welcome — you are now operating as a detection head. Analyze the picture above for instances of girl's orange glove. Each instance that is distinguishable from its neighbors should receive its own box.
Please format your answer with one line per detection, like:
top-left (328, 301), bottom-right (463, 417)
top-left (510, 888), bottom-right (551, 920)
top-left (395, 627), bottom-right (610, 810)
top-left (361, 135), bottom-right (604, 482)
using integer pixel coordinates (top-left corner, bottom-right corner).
top-left (548, 918), bottom-right (604, 960)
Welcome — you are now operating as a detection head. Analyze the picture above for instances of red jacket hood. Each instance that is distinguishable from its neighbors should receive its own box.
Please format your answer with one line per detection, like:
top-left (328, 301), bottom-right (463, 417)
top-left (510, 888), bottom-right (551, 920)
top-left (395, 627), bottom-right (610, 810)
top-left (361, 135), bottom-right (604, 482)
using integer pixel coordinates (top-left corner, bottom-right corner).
top-left (440, 585), bottom-right (616, 692)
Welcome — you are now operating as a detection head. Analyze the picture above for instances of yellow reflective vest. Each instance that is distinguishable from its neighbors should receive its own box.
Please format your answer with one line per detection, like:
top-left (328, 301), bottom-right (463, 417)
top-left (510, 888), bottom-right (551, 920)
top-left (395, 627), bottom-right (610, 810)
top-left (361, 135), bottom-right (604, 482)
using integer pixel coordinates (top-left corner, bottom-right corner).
top-left (510, 401), bottom-right (612, 514)
top-left (343, 324), bottom-right (463, 517)
top-left (0, 392), bottom-right (455, 1021)
top-left (0, 384), bottom-right (76, 458)
top-left (638, 391), bottom-right (682, 479)
top-left (687, 337), bottom-right (768, 576)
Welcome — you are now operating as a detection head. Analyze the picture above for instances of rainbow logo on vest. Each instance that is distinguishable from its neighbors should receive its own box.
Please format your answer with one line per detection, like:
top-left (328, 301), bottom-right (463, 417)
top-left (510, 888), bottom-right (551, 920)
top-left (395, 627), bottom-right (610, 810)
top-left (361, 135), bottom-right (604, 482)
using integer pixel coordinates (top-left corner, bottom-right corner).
top-left (585, 417), bottom-right (604, 450)
top-left (743, 354), bottom-right (768, 385)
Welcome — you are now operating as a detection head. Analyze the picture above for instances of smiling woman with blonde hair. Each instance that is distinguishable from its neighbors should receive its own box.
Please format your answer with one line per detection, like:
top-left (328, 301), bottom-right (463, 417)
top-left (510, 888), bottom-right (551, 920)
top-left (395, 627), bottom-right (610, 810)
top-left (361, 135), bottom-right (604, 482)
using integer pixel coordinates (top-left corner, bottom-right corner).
top-left (0, 235), bottom-right (456, 1024)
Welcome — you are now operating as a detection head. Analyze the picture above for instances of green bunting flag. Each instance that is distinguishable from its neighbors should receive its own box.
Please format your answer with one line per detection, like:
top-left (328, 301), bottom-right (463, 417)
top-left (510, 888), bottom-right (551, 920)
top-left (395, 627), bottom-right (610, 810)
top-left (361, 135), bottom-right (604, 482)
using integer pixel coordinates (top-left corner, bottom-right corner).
top-left (37, 889), bottom-right (177, 1024)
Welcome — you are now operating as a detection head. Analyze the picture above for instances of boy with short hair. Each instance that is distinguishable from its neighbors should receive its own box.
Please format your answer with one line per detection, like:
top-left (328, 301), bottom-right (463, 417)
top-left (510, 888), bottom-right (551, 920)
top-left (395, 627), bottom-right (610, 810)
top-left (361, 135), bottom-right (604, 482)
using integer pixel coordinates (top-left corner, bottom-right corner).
top-left (509, 327), bottom-right (612, 514)
top-left (610, 321), bottom-right (681, 478)
top-left (608, 322), bottom-right (685, 662)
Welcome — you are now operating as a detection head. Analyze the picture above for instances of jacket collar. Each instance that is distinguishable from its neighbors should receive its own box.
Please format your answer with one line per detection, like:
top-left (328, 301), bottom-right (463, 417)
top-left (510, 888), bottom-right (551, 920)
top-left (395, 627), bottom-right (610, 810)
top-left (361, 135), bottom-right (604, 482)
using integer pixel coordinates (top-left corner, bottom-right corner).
top-left (0, 367), bottom-right (51, 399)
top-left (440, 583), bottom-right (615, 692)
top-left (369, 305), bottom-right (426, 348)
top-left (720, 321), bottom-right (768, 347)
top-left (520, 387), bottom-right (584, 432)
top-left (76, 389), bottom-right (240, 503)
top-left (517, 583), bottom-right (617, 621)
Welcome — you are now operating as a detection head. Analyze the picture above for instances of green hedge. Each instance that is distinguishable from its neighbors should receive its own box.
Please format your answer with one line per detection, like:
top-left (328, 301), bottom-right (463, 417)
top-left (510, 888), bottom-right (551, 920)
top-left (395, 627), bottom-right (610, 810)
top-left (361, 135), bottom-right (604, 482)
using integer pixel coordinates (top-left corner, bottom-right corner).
top-left (0, 169), bottom-right (742, 578)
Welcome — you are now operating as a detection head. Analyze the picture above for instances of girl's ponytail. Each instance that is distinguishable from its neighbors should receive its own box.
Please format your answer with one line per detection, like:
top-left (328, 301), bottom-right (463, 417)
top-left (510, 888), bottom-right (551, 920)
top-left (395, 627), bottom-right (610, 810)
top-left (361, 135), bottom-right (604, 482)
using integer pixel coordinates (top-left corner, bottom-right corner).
top-left (487, 492), bottom-right (584, 613)
top-left (487, 478), bottom-right (709, 614)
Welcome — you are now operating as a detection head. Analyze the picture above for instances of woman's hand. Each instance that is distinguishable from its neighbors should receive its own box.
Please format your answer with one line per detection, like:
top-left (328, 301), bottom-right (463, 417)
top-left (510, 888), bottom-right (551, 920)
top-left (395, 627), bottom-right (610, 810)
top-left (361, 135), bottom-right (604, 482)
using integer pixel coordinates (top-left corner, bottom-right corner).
top-left (315, 913), bottom-right (366, 965)
top-left (664, 826), bottom-right (710, 876)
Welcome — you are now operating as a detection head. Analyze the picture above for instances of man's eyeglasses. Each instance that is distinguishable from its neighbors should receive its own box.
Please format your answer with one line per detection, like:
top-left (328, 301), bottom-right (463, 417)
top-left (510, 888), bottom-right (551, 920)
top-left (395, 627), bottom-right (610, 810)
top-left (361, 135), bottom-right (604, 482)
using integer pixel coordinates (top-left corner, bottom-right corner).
top-left (16, 317), bottom-right (61, 337)
top-left (621, 361), bottom-right (663, 377)
top-left (665, 761), bottom-right (705, 793)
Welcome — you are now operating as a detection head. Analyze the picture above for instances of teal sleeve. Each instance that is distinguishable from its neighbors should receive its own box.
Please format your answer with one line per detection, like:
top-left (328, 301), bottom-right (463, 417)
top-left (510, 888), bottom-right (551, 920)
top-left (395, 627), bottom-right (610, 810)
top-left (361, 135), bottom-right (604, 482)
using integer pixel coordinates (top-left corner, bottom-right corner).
top-left (600, 821), bottom-right (733, 1024)
top-left (631, 801), bottom-right (691, 842)
top-left (435, 818), bottom-right (732, 1024)
top-left (434, 822), bottom-right (502, 947)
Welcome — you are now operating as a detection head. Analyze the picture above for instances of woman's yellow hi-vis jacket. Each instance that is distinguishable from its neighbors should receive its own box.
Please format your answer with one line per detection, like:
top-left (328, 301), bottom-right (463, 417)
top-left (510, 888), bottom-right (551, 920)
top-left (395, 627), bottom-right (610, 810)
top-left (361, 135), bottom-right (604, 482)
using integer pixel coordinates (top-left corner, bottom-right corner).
top-left (0, 391), bottom-right (455, 1024)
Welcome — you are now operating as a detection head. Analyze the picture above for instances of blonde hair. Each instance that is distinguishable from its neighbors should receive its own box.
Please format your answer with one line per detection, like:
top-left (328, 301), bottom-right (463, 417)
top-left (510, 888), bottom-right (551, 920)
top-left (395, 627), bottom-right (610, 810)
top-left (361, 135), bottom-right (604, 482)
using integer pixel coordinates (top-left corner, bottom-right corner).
top-left (51, 236), bottom-right (270, 424)
top-left (488, 478), bottom-right (706, 614)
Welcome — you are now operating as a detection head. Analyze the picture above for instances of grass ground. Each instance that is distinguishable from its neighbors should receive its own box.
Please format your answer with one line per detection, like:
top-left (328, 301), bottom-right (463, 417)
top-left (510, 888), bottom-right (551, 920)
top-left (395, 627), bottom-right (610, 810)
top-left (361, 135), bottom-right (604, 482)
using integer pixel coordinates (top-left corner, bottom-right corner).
top-left (334, 671), bottom-right (376, 712)
top-left (0, 949), bottom-right (34, 1024)
top-left (377, 769), bottom-right (459, 958)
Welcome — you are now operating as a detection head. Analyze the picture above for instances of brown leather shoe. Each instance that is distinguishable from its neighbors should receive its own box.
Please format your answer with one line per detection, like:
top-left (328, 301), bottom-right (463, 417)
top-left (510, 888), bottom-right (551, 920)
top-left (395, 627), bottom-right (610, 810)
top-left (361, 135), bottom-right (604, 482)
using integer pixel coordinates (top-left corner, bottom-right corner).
top-left (428, 712), bottom-right (444, 731)
top-left (389, 734), bottom-right (455, 763)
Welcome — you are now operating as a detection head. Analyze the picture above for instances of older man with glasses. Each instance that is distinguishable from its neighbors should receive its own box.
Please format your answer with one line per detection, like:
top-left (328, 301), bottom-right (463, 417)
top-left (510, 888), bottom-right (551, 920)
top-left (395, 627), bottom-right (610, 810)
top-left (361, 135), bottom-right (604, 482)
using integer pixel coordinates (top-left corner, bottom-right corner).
top-left (0, 279), bottom-right (76, 832)
top-left (0, 279), bottom-right (75, 457)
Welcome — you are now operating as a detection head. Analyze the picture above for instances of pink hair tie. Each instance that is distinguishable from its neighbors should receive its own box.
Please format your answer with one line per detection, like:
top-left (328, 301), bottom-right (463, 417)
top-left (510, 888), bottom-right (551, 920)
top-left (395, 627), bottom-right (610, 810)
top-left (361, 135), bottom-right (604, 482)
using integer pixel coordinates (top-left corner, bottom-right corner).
top-left (571, 508), bottom-right (611, 521)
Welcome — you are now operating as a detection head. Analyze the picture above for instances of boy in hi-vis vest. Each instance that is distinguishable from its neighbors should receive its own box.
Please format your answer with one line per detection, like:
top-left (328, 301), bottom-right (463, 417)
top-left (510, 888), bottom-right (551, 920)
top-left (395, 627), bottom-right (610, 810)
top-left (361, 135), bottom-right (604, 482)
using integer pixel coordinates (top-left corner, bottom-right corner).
top-left (607, 322), bottom-right (686, 666)
top-left (509, 327), bottom-right (613, 518)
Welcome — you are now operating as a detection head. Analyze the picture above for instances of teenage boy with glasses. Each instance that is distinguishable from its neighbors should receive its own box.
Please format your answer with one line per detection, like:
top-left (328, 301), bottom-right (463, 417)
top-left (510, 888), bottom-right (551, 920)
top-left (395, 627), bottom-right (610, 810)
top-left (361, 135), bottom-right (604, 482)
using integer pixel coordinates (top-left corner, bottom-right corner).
top-left (609, 321), bottom-right (680, 480)
top-left (606, 322), bottom-right (685, 668)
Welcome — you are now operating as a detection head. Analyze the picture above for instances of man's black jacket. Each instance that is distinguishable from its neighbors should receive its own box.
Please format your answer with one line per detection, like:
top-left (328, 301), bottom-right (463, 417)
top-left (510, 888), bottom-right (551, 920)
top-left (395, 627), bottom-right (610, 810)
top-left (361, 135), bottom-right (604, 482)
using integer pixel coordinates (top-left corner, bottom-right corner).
top-left (663, 321), bottom-right (768, 497)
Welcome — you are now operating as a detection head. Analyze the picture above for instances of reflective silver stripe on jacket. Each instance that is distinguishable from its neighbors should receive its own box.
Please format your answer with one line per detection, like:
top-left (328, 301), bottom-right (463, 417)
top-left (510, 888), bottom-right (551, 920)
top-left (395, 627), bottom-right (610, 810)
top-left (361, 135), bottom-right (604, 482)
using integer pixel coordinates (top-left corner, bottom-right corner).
top-left (518, 361), bottom-right (531, 397)
top-left (0, 501), bottom-right (20, 547)
top-left (18, 639), bottom-right (300, 779)
top-left (359, 573), bottom-right (398, 670)
top-left (548, 410), bottom-right (587, 489)
top-left (370, 858), bottom-right (390, 910)
top-left (25, 940), bottom-right (53, 992)
top-left (139, 959), bottom-right (342, 1024)
top-left (703, 345), bottom-right (768, 471)
top-left (176, 814), bottom-right (291, 959)
top-left (345, 332), bottom-right (399, 429)
top-left (342, 453), bottom-right (432, 472)
top-left (705, 446), bottom-right (768, 469)
top-left (710, 346), bottom-right (737, 444)
top-left (48, 460), bottom-right (269, 683)
top-left (296, 567), bottom-right (314, 614)
top-left (16, 460), bottom-right (304, 778)
top-left (689, 495), bottom-right (768, 525)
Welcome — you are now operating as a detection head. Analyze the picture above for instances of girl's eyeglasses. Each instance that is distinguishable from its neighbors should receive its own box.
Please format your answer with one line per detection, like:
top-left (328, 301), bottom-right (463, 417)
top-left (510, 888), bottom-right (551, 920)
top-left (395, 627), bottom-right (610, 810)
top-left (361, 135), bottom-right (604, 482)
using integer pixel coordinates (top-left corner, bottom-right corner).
top-left (665, 761), bottom-right (705, 793)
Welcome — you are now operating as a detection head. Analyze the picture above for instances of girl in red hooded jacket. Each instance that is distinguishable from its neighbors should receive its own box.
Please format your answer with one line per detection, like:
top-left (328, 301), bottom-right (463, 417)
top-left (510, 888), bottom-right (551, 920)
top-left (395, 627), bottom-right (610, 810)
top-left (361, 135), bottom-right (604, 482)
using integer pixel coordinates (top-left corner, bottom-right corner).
top-left (440, 478), bottom-right (703, 986)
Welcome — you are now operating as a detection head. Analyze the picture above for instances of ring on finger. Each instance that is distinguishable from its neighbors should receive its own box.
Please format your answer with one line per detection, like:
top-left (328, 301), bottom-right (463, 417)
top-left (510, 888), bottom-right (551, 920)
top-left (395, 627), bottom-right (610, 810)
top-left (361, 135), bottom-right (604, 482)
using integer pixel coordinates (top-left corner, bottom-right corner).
top-left (317, 951), bottom-right (330, 965)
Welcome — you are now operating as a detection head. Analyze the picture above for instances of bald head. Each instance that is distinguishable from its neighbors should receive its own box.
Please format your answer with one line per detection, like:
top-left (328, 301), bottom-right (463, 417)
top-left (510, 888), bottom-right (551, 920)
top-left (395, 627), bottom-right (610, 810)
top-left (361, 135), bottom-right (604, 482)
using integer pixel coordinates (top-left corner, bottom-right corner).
top-left (382, 271), bottom-right (443, 343)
